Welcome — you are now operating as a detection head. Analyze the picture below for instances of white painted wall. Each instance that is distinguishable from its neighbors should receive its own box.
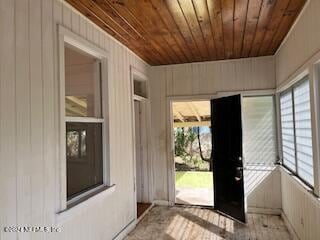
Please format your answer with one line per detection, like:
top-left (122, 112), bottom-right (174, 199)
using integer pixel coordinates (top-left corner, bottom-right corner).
top-left (276, 0), bottom-right (320, 239)
top-left (149, 56), bottom-right (281, 212)
top-left (0, 0), bottom-right (148, 239)
top-left (281, 168), bottom-right (320, 240)
top-left (276, 0), bottom-right (319, 87)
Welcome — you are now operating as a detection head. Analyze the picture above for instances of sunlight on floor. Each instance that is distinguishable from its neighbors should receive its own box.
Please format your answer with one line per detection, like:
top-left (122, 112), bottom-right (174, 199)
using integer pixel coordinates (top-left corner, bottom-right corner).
top-left (126, 206), bottom-right (292, 240)
top-left (164, 208), bottom-right (235, 239)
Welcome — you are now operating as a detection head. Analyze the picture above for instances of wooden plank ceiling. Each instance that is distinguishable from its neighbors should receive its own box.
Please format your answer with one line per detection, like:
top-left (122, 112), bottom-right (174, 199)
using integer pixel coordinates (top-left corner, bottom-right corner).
top-left (66, 0), bottom-right (306, 66)
top-left (172, 101), bottom-right (211, 127)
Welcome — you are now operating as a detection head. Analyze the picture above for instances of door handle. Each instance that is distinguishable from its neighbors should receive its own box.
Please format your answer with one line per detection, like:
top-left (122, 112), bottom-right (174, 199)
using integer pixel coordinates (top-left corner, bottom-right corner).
top-left (235, 176), bottom-right (242, 181)
top-left (235, 167), bottom-right (243, 181)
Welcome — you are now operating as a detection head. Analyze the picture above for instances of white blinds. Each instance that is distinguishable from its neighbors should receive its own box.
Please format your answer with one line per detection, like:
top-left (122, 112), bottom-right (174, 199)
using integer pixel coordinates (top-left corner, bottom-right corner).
top-left (280, 91), bottom-right (296, 171)
top-left (293, 80), bottom-right (314, 186)
top-left (280, 79), bottom-right (314, 186)
top-left (243, 96), bottom-right (276, 166)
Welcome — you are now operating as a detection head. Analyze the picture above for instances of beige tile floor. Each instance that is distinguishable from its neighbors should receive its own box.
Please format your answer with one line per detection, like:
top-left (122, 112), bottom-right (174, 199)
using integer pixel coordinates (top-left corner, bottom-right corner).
top-left (126, 206), bottom-right (292, 240)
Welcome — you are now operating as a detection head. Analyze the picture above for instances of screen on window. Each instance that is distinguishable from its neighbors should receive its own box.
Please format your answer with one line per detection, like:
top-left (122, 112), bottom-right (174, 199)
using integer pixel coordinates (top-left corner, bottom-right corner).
top-left (66, 122), bottom-right (103, 199)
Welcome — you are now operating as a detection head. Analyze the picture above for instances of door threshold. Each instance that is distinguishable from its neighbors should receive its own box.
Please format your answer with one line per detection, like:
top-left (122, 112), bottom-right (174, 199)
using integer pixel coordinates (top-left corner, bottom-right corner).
top-left (174, 203), bottom-right (214, 209)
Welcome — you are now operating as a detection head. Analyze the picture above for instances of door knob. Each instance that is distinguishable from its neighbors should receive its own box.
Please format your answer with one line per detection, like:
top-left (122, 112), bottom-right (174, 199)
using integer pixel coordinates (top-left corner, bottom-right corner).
top-left (235, 167), bottom-right (243, 181)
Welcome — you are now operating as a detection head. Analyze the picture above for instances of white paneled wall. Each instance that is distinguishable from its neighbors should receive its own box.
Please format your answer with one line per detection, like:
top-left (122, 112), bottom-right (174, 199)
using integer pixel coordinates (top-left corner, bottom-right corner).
top-left (276, 0), bottom-right (320, 86)
top-left (281, 169), bottom-right (320, 240)
top-left (149, 57), bottom-right (280, 212)
top-left (276, 1), bottom-right (320, 239)
top-left (0, 0), bottom-right (147, 239)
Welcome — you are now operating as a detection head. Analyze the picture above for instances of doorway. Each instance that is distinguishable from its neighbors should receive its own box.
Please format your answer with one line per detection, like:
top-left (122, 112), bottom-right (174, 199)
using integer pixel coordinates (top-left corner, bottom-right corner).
top-left (172, 100), bottom-right (213, 206)
top-left (134, 100), bottom-right (151, 218)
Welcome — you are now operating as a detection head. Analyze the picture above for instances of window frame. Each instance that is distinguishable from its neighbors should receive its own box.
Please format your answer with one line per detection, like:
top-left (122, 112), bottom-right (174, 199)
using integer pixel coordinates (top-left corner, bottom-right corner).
top-left (242, 95), bottom-right (278, 167)
top-left (58, 25), bottom-right (111, 211)
top-left (280, 88), bottom-right (297, 173)
top-left (279, 76), bottom-right (314, 189)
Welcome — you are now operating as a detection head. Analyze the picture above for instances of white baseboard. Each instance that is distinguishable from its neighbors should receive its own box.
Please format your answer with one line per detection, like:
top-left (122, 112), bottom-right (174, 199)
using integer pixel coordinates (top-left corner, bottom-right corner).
top-left (247, 207), bottom-right (282, 215)
top-left (113, 219), bottom-right (136, 240)
top-left (281, 212), bottom-right (300, 240)
top-left (152, 200), bottom-right (171, 206)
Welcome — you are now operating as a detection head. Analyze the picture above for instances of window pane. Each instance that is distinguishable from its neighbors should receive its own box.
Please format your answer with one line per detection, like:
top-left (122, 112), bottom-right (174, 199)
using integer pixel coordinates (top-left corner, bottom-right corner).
top-left (243, 96), bottom-right (276, 166)
top-left (280, 91), bottom-right (296, 171)
top-left (65, 44), bottom-right (101, 118)
top-left (294, 80), bottom-right (314, 186)
top-left (66, 122), bottom-right (103, 199)
top-left (80, 130), bottom-right (87, 157)
top-left (66, 131), bottom-right (80, 158)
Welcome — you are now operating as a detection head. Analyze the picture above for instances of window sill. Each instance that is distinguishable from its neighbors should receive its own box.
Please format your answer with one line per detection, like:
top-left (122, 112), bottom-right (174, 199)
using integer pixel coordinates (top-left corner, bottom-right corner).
top-left (55, 184), bottom-right (115, 224)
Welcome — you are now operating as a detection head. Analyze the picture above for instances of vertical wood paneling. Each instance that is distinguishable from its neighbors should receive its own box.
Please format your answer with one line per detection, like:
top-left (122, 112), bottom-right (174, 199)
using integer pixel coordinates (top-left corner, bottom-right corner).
top-left (281, 169), bottom-right (320, 240)
top-left (150, 67), bottom-right (168, 200)
top-left (29, 1), bottom-right (44, 238)
top-left (71, 10), bottom-right (79, 33)
top-left (276, 0), bottom-right (320, 86)
top-left (172, 64), bottom-right (193, 95)
top-left (86, 20), bottom-right (93, 42)
top-left (15, 1), bottom-right (32, 238)
top-left (62, 3), bottom-right (72, 28)
top-left (0, 0), bottom-right (17, 239)
top-left (79, 15), bottom-right (87, 39)
top-left (92, 27), bottom-right (100, 46)
top-left (42, 0), bottom-right (55, 226)
top-left (0, 0), bottom-right (149, 239)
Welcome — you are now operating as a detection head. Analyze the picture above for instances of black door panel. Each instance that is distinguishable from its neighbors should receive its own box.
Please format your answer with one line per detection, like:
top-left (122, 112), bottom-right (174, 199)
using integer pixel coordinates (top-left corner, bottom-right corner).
top-left (211, 95), bottom-right (245, 223)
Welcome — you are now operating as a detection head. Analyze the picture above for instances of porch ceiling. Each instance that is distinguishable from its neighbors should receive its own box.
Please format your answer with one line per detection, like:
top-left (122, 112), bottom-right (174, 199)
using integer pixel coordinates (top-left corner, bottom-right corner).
top-left (172, 101), bottom-right (210, 127)
top-left (66, 0), bottom-right (306, 66)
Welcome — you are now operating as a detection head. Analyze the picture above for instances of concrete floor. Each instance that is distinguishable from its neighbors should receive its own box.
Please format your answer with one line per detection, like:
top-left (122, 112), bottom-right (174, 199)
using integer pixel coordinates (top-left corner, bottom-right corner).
top-left (126, 206), bottom-right (292, 240)
top-left (175, 187), bottom-right (214, 206)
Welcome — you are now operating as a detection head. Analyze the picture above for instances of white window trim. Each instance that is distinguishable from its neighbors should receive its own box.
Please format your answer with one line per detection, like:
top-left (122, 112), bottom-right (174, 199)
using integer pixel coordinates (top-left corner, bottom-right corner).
top-left (56, 25), bottom-right (112, 216)
top-left (279, 77), bottom-right (315, 187)
top-left (277, 66), bottom-right (320, 196)
top-left (65, 117), bottom-right (104, 123)
top-left (242, 95), bottom-right (278, 166)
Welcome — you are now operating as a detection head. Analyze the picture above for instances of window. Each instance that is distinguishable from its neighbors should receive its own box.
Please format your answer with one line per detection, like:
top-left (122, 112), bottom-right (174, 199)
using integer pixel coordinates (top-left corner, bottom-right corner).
top-left (280, 91), bottom-right (296, 171)
top-left (64, 44), bottom-right (105, 201)
top-left (243, 96), bottom-right (276, 166)
top-left (133, 79), bottom-right (147, 98)
top-left (280, 77), bottom-right (314, 186)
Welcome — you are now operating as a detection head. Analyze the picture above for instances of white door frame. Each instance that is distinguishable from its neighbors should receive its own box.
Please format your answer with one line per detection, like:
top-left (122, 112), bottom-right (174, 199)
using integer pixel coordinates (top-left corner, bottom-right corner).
top-left (130, 66), bottom-right (153, 221)
top-left (166, 89), bottom-right (276, 205)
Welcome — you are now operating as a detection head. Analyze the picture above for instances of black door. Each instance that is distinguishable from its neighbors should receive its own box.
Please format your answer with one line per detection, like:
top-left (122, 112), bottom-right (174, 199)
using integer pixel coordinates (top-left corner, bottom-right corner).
top-left (211, 94), bottom-right (245, 223)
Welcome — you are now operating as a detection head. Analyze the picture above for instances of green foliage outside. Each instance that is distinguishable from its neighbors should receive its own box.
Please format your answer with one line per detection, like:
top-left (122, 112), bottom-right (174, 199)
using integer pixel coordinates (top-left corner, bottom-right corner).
top-left (174, 127), bottom-right (212, 171)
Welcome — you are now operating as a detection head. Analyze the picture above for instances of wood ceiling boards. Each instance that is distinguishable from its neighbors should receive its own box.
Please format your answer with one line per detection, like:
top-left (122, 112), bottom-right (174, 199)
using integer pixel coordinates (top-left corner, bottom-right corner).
top-left (66, 0), bottom-right (307, 66)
